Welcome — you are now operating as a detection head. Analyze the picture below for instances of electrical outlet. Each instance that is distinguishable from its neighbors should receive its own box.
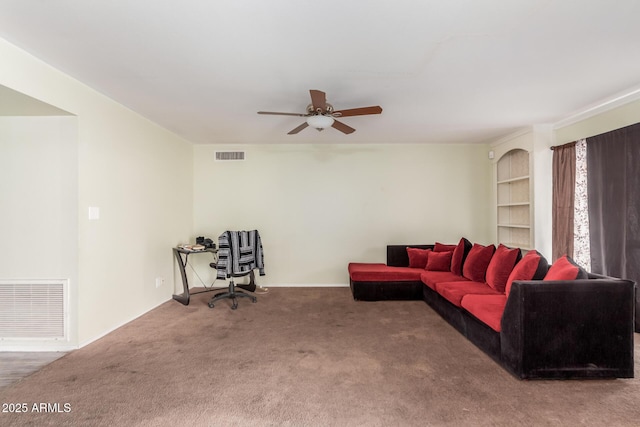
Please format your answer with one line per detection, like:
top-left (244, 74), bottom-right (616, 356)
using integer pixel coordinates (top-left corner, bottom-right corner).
top-left (155, 277), bottom-right (164, 288)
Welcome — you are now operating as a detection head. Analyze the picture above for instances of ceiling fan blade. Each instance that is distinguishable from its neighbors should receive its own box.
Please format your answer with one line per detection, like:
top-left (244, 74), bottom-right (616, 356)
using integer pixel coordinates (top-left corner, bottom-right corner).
top-left (331, 120), bottom-right (356, 134)
top-left (309, 90), bottom-right (327, 112)
top-left (287, 122), bottom-right (309, 135)
top-left (258, 111), bottom-right (307, 117)
top-left (333, 106), bottom-right (382, 117)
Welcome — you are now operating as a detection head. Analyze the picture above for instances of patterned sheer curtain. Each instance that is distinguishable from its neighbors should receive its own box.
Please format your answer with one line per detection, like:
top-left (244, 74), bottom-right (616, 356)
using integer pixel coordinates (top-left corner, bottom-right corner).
top-left (573, 139), bottom-right (590, 270)
top-left (551, 139), bottom-right (590, 270)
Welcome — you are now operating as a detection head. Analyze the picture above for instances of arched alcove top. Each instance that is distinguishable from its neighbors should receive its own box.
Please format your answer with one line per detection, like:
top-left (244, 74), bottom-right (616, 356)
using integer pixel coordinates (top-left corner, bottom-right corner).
top-left (497, 148), bottom-right (529, 182)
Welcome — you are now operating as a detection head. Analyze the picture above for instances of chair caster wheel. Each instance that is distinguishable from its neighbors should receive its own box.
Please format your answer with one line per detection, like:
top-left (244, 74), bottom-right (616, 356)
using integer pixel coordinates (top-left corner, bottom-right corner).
top-left (208, 302), bottom-right (215, 308)
top-left (251, 297), bottom-right (257, 303)
top-left (231, 304), bottom-right (238, 310)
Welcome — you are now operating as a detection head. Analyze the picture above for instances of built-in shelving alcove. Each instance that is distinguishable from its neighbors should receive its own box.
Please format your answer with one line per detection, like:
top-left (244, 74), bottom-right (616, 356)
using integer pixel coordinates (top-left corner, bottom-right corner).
top-left (496, 148), bottom-right (532, 250)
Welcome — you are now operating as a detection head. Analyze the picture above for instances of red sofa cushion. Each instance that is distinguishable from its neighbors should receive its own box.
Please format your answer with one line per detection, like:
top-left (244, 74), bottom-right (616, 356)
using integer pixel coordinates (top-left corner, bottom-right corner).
top-left (544, 255), bottom-right (589, 281)
top-left (462, 243), bottom-right (496, 283)
top-left (407, 247), bottom-right (432, 268)
top-left (426, 251), bottom-right (453, 271)
top-left (420, 271), bottom-right (468, 290)
top-left (348, 263), bottom-right (423, 282)
top-left (505, 250), bottom-right (549, 296)
top-left (435, 280), bottom-right (502, 307)
top-left (485, 244), bottom-right (521, 293)
top-left (434, 242), bottom-right (456, 252)
top-left (450, 237), bottom-right (472, 276)
top-left (432, 238), bottom-right (472, 276)
top-left (461, 294), bottom-right (508, 332)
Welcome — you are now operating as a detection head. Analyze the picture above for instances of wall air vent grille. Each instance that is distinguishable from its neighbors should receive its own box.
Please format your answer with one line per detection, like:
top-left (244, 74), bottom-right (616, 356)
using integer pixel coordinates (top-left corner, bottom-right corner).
top-left (215, 151), bottom-right (245, 161)
top-left (0, 280), bottom-right (67, 340)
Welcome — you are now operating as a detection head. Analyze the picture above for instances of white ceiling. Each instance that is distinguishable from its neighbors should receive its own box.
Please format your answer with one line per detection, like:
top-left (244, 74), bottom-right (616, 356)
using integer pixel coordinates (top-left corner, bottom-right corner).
top-left (1, 0), bottom-right (640, 144)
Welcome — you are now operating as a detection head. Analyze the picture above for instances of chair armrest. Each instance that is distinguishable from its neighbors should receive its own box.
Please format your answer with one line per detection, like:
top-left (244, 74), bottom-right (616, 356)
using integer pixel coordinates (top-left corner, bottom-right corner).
top-left (501, 278), bottom-right (635, 378)
top-left (386, 245), bottom-right (434, 267)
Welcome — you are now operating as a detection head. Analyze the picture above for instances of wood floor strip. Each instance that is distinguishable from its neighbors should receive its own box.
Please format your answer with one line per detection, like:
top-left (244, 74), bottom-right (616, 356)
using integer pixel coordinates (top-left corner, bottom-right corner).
top-left (0, 352), bottom-right (66, 389)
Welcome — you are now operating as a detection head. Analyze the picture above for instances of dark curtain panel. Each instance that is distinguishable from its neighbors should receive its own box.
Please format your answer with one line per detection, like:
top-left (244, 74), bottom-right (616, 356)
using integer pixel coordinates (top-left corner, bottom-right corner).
top-left (587, 122), bottom-right (640, 287)
top-left (552, 142), bottom-right (576, 262)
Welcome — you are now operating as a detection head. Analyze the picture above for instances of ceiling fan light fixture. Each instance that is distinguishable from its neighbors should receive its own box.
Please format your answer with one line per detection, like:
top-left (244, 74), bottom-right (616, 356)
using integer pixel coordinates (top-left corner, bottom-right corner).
top-left (306, 114), bottom-right (334, 131)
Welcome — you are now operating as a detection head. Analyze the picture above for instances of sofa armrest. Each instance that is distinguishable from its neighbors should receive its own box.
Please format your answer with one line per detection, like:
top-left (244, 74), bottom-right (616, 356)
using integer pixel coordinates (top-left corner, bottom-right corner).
top-left (386, 244), bottom-right (434, 267)
top-left (501, 278), bottom-right (635, 379)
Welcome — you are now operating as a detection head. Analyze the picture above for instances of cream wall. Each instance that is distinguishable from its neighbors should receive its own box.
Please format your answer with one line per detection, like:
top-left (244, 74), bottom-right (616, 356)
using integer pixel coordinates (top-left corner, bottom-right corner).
top-left (555, 98), bottom-right (640, 145)
top-left (193, 143), bottom-right (493, 286)
top-left (0, 37), bottom-right (194, 349)
top-left (0, 117), bottom-right (77, 277)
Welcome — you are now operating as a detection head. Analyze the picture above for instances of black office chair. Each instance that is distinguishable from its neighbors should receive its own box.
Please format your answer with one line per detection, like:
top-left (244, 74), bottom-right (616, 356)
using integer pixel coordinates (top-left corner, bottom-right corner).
top-left (207, 264), bottom-right (257, 310)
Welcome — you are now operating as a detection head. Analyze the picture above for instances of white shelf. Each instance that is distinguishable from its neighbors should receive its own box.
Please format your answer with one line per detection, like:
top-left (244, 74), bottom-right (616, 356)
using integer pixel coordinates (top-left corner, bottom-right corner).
top-left (502, 243), bottom-right (533, 251)
top-left (498, 224), bottom-right (530, 229)
top-left (497, 202), bottom-right (530, 207)
top-left (497, 175), bottom-right (530, 185)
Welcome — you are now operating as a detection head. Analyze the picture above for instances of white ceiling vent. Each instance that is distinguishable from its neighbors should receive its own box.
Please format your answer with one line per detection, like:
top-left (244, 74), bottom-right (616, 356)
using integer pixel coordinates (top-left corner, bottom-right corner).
top-left (0, 280), bottom-right (68, 340)
top-left (215, 151), bottom-right (245, 161)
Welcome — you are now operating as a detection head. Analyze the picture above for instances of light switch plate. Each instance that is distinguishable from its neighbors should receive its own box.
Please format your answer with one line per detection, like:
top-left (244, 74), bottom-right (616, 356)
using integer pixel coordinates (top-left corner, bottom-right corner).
top-left (88, 206), bottom-right (100, 220)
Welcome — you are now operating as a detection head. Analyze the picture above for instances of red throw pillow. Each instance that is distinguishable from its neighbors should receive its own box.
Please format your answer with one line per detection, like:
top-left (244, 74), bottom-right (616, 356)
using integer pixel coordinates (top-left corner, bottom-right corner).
top-left (505, 250), bottom-right (549, 296)
top-left (426, 251), bottom-right (453, 271)
top-left (462, 243), bottom-right (496, 282)
top-left (451, 237), bottom-right (472, 276)
top-left (485, 244), bottom-right (521, 293)
top-left (407, 247), bottom-right (432, 268)
top-left (544, 255), bottom-right (588, 281)
top-left (434, 242), bottom-right (456, 252)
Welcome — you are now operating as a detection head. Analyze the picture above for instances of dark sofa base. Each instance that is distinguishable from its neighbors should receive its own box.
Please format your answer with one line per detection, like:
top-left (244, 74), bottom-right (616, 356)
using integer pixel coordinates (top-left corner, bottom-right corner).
top-left (350, 279), bottom-right (423, 301)
top-left (501, 277), bottom-right (635, 379)
top-left (423, 286), bottom-right (502, 366)
top-left (424, 281), bottom-right (635, 380)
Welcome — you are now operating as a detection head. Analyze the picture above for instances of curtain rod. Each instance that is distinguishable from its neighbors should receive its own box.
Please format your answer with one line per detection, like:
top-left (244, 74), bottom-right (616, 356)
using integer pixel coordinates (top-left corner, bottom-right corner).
top-left (550, 141), bottom-right (577, 151)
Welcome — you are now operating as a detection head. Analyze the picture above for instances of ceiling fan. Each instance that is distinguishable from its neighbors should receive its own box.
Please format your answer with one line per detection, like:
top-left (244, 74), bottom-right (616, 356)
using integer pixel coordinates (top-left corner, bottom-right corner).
top-left (258, 89), bottom-right (382, 135)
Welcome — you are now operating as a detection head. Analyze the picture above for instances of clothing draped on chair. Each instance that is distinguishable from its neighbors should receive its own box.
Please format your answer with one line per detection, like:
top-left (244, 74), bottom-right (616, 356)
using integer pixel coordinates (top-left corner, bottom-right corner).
top-left (216, 230), bottom-right (265, 280)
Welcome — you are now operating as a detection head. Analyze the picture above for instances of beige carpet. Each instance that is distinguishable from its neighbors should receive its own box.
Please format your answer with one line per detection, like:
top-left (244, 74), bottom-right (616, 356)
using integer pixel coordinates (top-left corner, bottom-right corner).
top-left (1, 287), bottom-right (640, 426)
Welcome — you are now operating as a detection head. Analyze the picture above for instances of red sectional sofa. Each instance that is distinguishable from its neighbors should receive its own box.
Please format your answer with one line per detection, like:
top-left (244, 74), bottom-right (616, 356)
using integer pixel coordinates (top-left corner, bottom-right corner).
top-left (348, 238), bottom-right (635, 380)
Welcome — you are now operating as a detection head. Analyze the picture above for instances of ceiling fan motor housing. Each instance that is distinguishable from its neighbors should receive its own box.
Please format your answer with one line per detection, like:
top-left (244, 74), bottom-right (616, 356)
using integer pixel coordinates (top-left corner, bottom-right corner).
top-left (307, 103), bottom-right (334, 115)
